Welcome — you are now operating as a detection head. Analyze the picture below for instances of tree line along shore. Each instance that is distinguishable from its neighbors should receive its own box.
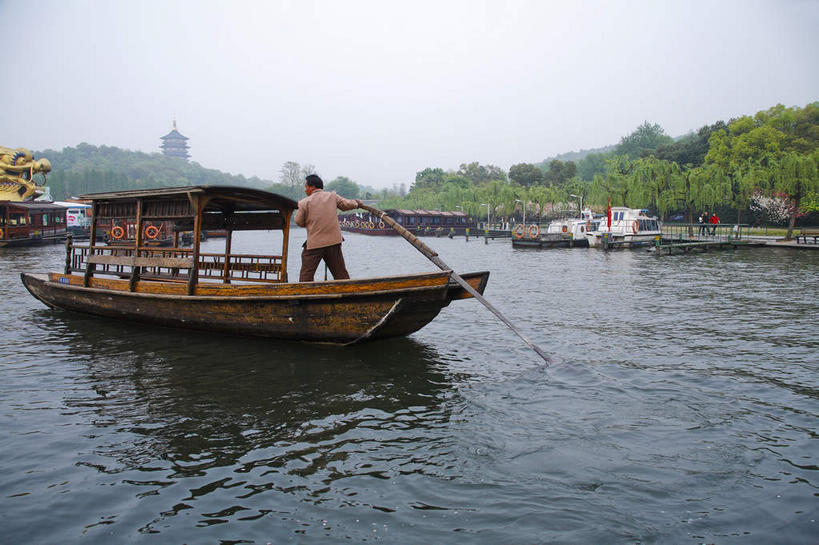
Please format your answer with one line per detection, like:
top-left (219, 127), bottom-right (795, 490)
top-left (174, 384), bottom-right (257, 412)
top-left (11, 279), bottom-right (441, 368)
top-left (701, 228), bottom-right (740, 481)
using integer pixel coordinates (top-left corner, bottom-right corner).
top-left (37, 101), bottom-right (817, 239)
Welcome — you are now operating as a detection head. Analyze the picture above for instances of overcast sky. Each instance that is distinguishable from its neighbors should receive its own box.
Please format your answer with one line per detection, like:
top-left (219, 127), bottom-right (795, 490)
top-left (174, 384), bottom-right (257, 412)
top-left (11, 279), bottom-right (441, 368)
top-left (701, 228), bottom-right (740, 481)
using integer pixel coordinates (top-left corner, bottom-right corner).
top-left (2, 0), bottom-right (817, 188)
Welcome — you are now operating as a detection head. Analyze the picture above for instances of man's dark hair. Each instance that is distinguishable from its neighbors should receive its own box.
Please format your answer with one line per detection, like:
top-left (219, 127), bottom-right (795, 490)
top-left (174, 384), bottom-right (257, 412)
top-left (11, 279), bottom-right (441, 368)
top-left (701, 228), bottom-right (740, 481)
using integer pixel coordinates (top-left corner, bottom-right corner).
top-left (305, 174), bottom-right (323, 189)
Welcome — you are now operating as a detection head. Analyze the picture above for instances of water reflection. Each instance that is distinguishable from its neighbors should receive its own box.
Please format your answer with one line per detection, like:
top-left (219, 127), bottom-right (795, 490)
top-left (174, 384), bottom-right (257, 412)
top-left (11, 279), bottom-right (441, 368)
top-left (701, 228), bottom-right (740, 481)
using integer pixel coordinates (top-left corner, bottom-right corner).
top-left (4, 241), bottom-right (819, 543)
top-left (44, 311), bottom-right (452, 449)
top-left (22, 310), bottom-right (467, 533)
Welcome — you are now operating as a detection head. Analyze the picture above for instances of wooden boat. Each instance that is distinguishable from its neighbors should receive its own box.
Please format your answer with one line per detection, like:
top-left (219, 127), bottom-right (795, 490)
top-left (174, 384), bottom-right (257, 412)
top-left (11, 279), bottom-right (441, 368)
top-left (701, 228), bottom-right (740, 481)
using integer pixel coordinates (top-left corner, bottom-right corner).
top-left (21, 186), bottom-right (489, 344)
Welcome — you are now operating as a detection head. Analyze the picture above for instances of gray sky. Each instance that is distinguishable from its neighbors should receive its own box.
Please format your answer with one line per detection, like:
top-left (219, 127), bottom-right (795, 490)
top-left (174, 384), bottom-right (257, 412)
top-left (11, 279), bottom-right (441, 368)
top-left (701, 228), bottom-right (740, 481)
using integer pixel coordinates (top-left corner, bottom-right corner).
top-left (2, 0), bottom-right (817, 188)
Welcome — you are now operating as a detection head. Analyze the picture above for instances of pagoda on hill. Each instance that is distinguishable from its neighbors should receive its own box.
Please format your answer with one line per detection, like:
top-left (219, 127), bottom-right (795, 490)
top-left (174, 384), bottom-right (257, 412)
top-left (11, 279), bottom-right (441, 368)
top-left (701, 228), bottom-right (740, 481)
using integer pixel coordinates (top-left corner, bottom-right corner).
top-left (160, 119), bottom-right (190, 160)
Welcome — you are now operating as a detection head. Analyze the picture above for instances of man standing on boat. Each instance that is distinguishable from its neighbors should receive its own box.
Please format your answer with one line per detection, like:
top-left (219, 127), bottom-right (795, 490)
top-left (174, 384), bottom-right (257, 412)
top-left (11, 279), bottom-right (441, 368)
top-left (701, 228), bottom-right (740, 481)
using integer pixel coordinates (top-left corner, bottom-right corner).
top-left (295, 174), bottom-right (362, 282)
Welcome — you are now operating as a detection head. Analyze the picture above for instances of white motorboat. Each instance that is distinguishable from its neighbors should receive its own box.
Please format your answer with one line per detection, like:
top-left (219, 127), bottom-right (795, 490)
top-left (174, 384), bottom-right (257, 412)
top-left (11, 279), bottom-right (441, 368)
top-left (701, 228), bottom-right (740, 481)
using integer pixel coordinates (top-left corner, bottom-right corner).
top-left (544, 209), bottom-right (598, 247)
top-left (585, 207), bottom-right (662, 248)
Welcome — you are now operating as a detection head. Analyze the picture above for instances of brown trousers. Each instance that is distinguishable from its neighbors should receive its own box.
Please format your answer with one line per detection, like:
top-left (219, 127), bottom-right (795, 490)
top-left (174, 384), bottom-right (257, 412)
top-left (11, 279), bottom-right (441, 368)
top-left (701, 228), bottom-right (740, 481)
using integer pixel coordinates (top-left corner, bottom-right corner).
top-left (299, 243), bottom-right (350, 282)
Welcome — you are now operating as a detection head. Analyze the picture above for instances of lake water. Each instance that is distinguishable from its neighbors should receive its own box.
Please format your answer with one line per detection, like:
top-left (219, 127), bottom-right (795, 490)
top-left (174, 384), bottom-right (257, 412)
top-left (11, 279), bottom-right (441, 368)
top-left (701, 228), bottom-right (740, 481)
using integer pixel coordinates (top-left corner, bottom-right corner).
top-left (1, 230), bottom-right (817, 544)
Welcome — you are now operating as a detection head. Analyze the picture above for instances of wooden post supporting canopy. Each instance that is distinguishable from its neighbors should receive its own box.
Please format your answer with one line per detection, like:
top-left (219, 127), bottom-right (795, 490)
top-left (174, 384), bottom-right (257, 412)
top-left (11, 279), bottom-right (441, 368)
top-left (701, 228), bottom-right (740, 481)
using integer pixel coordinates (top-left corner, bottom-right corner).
top-left (188, 193), bottom-right (203, 295)
top-left (281, 210), bottom-right (291, 283)
top-left (83, 201), bottom-right (99, 287)
top-left (130, 198), bottom-right (143, 291)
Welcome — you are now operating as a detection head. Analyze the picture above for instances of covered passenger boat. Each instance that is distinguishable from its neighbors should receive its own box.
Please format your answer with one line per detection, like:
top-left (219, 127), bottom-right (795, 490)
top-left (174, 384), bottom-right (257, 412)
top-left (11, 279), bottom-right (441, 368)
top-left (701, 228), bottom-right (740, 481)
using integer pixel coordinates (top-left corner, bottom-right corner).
top-left (340, 209), bottom-right (476, 237)
top-left (0, 201), bottom-right (68, 247)
top-left (21, 186), bottom-right (488, 344)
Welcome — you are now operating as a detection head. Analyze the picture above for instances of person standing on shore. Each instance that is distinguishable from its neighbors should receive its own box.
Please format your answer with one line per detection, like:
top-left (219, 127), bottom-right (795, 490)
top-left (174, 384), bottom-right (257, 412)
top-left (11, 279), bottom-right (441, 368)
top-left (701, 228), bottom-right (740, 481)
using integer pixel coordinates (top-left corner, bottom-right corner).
top-left (710, 212), bottom-right (720, 235)
top-left (294, 174), bottom-right (362, 282)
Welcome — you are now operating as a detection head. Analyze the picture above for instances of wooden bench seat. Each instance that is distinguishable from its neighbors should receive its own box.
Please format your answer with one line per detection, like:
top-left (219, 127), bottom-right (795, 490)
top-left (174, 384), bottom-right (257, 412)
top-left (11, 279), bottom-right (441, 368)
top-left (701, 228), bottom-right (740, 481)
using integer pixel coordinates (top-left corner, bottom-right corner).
top-left (797, 228), bottom-right (819, 243)
top-left (87, 254), bottom-right (195, 269)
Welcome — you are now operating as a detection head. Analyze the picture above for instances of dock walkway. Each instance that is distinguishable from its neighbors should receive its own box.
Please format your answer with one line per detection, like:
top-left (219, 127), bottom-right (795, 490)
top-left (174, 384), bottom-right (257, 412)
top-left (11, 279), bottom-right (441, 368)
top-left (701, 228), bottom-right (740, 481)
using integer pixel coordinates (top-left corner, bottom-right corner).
top-left (654, 224), bottom-right (819, 254)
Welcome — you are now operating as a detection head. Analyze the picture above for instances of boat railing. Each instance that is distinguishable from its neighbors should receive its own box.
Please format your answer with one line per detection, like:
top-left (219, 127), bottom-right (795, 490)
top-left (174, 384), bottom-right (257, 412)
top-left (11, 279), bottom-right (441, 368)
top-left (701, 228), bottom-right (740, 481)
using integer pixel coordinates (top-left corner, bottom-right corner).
top-left (69, 244), bottom-right (284, 284)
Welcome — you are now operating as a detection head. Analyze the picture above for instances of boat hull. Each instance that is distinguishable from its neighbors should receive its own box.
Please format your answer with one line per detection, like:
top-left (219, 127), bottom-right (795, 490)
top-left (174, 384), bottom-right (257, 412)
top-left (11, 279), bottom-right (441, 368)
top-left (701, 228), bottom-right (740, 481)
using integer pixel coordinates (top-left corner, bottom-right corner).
top-left (21, 271), bottom-right (489, 344)
top-left (0, 233), bottom-right (65, 248)
top-left (586, 232), bottom-right (661, 248)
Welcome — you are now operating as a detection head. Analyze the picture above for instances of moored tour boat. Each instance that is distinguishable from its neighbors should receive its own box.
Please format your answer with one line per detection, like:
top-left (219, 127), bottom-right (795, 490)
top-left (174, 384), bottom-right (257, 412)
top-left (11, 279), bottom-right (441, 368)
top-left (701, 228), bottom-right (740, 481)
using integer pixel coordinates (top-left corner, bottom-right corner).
top-left (1, 147), bottom-right (68, 247)
top-left (0, 201), bottom-right (68, 247)
top-left (585, 207), bottom-right (662, 248)
top-left (340, 209), bottom-right (476, 237)
top-left (21, 186), bottom-right (489, 344)
top-left (512, 209), bottom-right (597, 249)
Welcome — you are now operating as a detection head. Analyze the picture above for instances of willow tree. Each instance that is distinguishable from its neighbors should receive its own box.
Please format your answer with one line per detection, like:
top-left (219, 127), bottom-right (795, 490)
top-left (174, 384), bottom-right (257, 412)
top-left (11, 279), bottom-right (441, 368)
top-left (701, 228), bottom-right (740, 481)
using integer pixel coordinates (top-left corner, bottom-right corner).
top-left (732, 158), bottom-right (774, 226)
top-left (631, 157), bottom-right (679, 219)
top-left (775, 150), bottom-right (819, 239)
top-left (661, 165), bottom-right (718, 233)
top-left (590, 155), bottom-right (635, 207)
top-left (698, 163), bottom-right (734, 214)
top-left (476, 180), bottom-right (511, 222)
top-left (528, 185), bottom-right (560, 222)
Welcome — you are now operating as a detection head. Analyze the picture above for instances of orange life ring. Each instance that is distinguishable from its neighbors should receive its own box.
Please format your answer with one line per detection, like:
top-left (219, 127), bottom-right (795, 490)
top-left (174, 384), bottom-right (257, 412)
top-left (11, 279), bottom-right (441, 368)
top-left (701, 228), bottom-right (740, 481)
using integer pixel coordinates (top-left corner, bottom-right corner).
top-left (632, 220), bottom-right (639, 234)
top-left (378, 221), bottom-right (385, 229)
top-left (0, 228), bottom-right (4, 238)
top-left (528, 224), bottom-right (540, 238)
top-left (111, 226), bottom-right (125, 240)
top-left (368, 221), bottom-right (375, 229)
top-left (145, 225), bottom-right (160, 239)
top-left (561, 225), bottom-right (567, 233)
top-left (513, 224), bottom-right (525, 239)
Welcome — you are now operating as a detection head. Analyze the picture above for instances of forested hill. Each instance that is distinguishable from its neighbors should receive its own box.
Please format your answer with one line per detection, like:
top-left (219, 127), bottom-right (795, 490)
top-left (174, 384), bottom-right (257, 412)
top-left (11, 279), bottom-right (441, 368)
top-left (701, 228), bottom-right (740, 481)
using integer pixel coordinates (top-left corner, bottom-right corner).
top-left (37, 143), bottom-right (271, 200)
top-left (540, 144), bottom-right (617, 165)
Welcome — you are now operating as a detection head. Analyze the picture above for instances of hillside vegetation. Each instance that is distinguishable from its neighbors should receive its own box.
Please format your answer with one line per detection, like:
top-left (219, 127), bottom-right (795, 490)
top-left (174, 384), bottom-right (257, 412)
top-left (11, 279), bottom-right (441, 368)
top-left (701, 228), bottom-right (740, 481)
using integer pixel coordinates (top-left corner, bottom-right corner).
top-left (32, 101), bottom-right (819, 237)
top-left (381, 102), bottom-right (819, 237)
top-left (38, 143), bottom-right (269, 200)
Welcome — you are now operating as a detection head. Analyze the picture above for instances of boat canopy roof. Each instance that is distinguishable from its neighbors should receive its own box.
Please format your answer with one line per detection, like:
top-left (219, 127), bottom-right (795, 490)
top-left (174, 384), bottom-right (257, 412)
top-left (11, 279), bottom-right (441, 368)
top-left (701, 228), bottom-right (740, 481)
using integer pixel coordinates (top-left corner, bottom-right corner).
top-left (389, 209), bottom-right (467, 217)
top-left (0, 201), bottom-right (68, 211)
top-left (79, 186), bottom-right (298, 215)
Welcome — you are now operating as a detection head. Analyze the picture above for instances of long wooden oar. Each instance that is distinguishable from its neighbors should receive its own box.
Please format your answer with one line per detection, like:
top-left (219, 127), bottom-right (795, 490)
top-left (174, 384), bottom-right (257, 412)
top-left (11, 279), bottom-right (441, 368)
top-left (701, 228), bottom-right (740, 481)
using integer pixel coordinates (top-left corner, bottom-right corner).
top-left (358, 204), bottom-right (549, 364)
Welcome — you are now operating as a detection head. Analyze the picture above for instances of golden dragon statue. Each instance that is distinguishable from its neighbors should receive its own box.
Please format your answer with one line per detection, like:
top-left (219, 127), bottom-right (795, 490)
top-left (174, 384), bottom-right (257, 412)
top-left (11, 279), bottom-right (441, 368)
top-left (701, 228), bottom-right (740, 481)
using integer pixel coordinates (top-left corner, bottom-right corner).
top-left (0, 146), bottom-right (52, 201)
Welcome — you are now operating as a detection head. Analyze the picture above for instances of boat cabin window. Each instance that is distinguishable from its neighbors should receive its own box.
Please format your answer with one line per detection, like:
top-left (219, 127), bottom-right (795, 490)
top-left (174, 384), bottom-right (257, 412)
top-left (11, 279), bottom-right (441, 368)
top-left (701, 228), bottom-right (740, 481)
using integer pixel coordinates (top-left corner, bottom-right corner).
top-left (10, 212), bottom-right (26, 225)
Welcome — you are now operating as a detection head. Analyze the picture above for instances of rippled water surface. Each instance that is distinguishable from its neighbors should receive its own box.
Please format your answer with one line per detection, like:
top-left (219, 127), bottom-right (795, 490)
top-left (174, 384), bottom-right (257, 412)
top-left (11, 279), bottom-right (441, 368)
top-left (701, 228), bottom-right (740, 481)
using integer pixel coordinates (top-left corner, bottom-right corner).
top-left (1, 230), bottom-right (817, 544)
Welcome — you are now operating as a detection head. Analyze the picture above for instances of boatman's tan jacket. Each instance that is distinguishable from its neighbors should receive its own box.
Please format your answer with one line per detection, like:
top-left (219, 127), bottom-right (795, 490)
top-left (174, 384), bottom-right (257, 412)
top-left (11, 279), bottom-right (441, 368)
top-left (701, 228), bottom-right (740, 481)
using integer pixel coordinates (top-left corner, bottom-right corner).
top-left (295, 189), bottom-right (360, 249)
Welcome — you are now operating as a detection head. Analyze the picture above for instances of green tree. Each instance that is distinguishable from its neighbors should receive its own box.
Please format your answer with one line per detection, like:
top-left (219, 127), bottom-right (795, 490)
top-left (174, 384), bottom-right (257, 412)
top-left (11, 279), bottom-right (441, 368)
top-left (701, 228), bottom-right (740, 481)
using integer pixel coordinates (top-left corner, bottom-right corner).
top-left (616, 121), bottom-right (674, 159)
top-left (508, 163), bottom-right (543, 187)
top-left (576, 152), bottom-right (608, 181)
top-left (457, 162), bottom-right (506, 184)
top-left (774, 150), bottom-right (819, 239)
top-left (590, 155), bottom-right (636, 206)
top-left (544, 159), bottom-right (577, 185)
top-left (326, 176), bottom-right (359, 198)
top-left (654, 121), bottom-right (728, 167)
top-left (412, 167), bottom-right (446, 190)
top-left (631, 157), bottom-right (679, 219)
